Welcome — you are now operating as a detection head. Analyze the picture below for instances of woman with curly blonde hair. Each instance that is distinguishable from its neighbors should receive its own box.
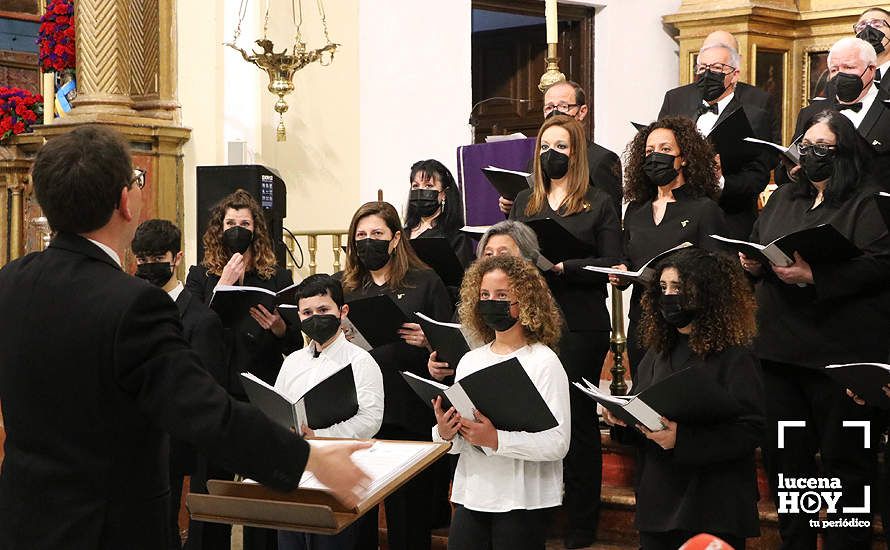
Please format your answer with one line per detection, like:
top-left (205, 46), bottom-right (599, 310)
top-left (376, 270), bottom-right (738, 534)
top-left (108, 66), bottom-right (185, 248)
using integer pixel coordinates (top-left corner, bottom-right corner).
top-left (605, 248), bottom-right (764, 550)
top-left (433, 255), bottom-right (570, 550)
top-left (611, 116), bottom-right (727, 377)
top-left (185, 189), bottom-right (303, 550)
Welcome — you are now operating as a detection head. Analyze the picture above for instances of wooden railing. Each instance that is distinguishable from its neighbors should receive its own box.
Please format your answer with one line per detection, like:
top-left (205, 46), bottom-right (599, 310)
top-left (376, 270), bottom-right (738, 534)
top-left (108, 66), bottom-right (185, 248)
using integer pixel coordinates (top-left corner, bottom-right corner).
top-left (284, 229), bottom-right (348, 277)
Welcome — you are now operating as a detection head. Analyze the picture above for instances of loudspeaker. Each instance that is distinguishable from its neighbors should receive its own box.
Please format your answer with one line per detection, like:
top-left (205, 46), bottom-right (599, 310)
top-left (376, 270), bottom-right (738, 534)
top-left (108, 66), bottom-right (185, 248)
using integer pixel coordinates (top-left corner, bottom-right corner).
top-left (196, 165), bottom-right (287, 267)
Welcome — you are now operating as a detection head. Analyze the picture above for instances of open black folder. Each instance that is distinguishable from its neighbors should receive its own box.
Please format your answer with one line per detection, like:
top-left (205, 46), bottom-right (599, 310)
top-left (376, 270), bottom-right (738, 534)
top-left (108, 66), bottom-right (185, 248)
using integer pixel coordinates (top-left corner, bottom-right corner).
top-left (573, 366), bottom-right (740, 432)
top-left (410, 238), bottom-right (465, 287)
top-left (825, 363), bottom-right (890, 409)
top-left (343, 294), bottom-right (410, 350)
top-left (706, 106), bottom-right (760, 168)
top-left (524, 217), bottom-right (593, 265)
top-left (401, 357), bottom-right (558, 433)
top-left (415, 312), bottom-right (471, 368)
top-left (209, 282), bottom-right (300, 329)
top-left (709, 224), bottom-right (861, 267)
top-left (583, 242), bottom-right (692, 283)
top-left (481, 166), bottom-right (532, 200)
top-left (240, 366), bottom-right (358, 430)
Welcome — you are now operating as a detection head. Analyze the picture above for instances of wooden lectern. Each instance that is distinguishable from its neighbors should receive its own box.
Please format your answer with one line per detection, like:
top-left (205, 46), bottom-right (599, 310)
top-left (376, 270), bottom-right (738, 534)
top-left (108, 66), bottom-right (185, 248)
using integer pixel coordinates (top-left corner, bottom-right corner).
top-left (187, 439), bottom-right (450, 534)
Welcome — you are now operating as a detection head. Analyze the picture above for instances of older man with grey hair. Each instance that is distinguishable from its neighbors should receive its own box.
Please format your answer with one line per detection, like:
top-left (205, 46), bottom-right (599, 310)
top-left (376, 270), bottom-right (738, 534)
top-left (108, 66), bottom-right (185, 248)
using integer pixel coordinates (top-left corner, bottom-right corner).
top-left (780, 36), bottom-right (890, 187)
top-left (658, 34), bottom-right (775, 240)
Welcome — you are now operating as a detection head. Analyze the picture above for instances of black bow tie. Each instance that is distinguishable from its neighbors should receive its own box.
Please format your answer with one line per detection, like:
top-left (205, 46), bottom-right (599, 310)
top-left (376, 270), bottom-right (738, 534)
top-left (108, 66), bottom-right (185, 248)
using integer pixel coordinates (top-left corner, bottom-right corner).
top-left (696, 103), bottom-right (719, 118)
top-left (837, 102), bottom-right (864, 113)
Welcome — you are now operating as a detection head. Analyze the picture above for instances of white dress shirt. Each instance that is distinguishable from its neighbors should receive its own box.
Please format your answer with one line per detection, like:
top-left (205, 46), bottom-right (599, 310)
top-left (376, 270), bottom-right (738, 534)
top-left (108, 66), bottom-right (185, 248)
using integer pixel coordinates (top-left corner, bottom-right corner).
top-left (839, 79), bottom-right (879, 129)
top-left (695, 92), bottom-right (735, 138)
top-left (167, 281), bottom-right (184, 302)
top-left (275, 330), bottom-right (383, 439)
top-left (86, 238), bottom-right (121, 267)
top-left (432, 341), bottom-right (571, 512)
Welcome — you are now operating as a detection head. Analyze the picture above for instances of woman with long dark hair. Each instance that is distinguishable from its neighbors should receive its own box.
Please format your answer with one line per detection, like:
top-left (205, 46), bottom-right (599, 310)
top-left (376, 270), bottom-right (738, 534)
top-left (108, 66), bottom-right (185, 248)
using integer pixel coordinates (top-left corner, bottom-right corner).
top-left (740, 110), bottom-right (890, 548)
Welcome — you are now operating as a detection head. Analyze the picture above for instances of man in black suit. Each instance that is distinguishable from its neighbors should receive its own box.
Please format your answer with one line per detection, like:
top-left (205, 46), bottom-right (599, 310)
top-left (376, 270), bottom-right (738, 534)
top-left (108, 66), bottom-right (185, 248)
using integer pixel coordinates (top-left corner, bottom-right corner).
top-left (498, 80), bottom-right (624, 218)
top-left (131, 219), bottom-right (227, 550)
top-left (0, 125), bottom-right (370, 550)
top-left (855, 8), bottom-right (890, 95)
top-left (658, 37), bottom-right (774, 240)
top-left (781, 37), bottom-right (890, 187)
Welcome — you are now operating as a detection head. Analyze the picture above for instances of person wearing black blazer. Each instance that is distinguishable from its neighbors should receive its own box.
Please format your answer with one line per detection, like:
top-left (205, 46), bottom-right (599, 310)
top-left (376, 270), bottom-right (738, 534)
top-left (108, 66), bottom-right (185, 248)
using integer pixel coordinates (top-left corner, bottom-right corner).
top-left (658, 44), bottom-right (774, 240)
top-left (131, 219), bottom-right (228, 550)
top-left (0, 126), bottom-right (368, 550)
top-left (611, 117), bottom-right (727, 379)
top-left (185, 189), bottom-right (304, 550)
top-left (606, 249), bottom-right (764, 550)
top-left (854, 8), bottom-right (890, 95)
top-left (509, 114), bottom-right (622, 549)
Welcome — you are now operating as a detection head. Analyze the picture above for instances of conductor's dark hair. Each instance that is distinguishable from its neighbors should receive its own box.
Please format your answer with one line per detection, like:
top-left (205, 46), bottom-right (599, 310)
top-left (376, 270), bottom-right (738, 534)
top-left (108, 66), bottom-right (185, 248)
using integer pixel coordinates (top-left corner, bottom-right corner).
top-left (623, 116), bottom-right (720, 204)
top-left (32, 125), bottom-right (133, 234)
top-left (791, 109), bottom-right (876, 205)
top-left (639, 248), bottom-right (757, 357)
top-left (404, 159), bottom-right (466, 236)
top-left (295, 273), bottom-right (345, 309)
top-left (131, 219), bottom-right (181, 257)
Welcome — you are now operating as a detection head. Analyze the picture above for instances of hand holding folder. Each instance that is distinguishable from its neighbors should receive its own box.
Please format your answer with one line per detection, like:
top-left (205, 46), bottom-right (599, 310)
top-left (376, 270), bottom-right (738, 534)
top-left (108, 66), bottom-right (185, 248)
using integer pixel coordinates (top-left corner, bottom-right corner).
top-left (709, 224), bottom-right (861, 268)
top-left (209, 282), bottom-right (300, 330)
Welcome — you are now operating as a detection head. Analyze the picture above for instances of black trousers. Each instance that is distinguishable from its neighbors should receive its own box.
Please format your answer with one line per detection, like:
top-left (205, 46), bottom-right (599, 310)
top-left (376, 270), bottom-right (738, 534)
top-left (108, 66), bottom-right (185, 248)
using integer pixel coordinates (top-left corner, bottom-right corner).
top-left (354, 425), bottom-right (439, 550)
top-left (277, 522), bottom-right (359, 550)
top-left (447, 505), bottom-right (551, 550)
top-left (559, 330), bottom-right (609, 537)
top-left (760, 360), bottom-right (878, 550)
top-left (169, 473), bottom-right (185, 550)
top-left (639, 530), bottom-right (745, 550)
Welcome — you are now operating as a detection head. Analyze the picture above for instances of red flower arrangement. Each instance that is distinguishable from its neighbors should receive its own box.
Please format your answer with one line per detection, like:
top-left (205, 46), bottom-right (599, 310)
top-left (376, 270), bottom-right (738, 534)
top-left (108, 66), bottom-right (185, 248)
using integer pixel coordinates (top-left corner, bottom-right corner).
top-left (0, 88), bottom-right (43, 142)
top-left (38, 0), bottom-right (76, 72)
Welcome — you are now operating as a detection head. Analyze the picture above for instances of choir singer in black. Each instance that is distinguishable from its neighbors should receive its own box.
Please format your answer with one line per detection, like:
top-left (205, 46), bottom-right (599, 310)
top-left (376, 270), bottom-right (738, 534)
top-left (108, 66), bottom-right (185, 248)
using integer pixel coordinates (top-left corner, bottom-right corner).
top-left (605, 248), bottom-right (764, 550)
top-left (508, 113), bottom-right (622, 548)
top-left (741, 110), bottom-right (890, 549)
top-left (610, 117), bottom-right (726, 378)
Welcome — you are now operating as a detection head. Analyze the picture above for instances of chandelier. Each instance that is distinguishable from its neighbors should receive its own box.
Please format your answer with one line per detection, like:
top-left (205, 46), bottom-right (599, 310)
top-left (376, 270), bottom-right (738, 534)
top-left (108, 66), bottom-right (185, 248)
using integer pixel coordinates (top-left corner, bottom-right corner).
top-left (225, 0), bottom-right (339, 141)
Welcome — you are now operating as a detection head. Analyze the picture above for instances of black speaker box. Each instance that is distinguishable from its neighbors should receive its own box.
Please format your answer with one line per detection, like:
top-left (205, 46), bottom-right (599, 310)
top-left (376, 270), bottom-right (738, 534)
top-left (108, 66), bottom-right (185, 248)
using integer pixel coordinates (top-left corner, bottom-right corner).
top-left (195, 165), bottom-right (287, 267)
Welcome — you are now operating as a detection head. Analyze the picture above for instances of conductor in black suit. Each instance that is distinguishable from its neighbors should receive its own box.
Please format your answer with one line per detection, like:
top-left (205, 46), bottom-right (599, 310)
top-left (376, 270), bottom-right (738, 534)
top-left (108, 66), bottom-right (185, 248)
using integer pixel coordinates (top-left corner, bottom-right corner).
top-left (0, 125), bottom-right (370, 550)
top-left (499, 80), bottom-right (624, 218)
top-left (658, 39), bottom-right (774, 240)
top-left (132, 219), bottom-right (227, 550)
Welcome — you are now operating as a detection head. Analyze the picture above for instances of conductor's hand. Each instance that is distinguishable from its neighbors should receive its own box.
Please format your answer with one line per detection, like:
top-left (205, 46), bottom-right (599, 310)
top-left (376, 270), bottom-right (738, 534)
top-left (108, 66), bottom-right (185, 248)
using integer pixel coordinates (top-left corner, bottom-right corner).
top-left (608, 264), bottom-right (628, 286)
top-left (218, 252), bottom-right (247, 286)
top-left (498, 196), bottom-right (514, 216)
top-left (602, 408), bottom-right (626, 428)
top-left (433, 396), bottom-right (461, 441)
top-left (428, 351), bottom-right (455, 381)
top-left (305, 441), bottom-right (373, 509)
top-left (771, 251), bottom-right (813, 285)
top-left (739, 253), bottom-right (764, 277)
top-left (459, 409), bottom-right (499, 450)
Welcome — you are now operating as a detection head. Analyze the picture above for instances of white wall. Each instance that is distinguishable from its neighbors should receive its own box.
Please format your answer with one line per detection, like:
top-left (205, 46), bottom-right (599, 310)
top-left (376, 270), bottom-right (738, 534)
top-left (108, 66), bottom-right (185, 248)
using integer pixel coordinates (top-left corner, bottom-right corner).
top-left (357, 0), bottom-right (473, 215)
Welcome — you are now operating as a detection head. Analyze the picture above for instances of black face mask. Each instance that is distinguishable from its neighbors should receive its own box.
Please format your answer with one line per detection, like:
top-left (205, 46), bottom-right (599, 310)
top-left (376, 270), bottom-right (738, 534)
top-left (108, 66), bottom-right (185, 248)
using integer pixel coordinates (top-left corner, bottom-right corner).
top-left (355, 238), bottom-right (392, 271)
top-left (300, 313), bottom-right (342, 345)
top-left (409, 189), bottom-right (441, 218)
top-left (833, 70), bottom-right (867, 103)
top-left (222, 226), bottom-right (254, 255)
top-left (540, 149), bottom-right (570, 180)
top-left (659, 294), bottom-right (697, 328)
top-left (643, 152), bottom-right (679, 187)
top-left (135, 262), bottom-right (173, 287)
top-left (696, 70), bottom-right (728, 102)
top-left (858, 26), bottom-right (887, 55)
top-left (478, 299), bottom-right (518, 332)
top-left (800, 150), bottom-right (836, 183)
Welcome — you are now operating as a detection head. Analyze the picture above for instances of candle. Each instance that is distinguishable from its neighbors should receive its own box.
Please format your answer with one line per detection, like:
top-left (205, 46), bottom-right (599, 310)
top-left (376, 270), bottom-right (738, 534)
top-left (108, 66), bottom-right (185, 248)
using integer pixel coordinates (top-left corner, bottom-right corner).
top-left (545, 0), bottom-right (558, 44)
top-left (42, 72), bottom-right (54, 124)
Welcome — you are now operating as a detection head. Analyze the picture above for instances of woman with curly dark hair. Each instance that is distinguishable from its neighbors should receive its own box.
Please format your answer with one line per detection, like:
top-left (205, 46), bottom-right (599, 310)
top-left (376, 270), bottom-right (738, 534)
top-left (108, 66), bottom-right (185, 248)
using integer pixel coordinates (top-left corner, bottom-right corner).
top-left (605, 248), bottom-right (764, 550)
top-left (610, 116), bottom-right (726, 377)
top-left (433, 255), bottom-right (569, 550)
top-left (741, 110), bottom-right (890, 548)
top-left (184, 189), bottom-right (303, 550)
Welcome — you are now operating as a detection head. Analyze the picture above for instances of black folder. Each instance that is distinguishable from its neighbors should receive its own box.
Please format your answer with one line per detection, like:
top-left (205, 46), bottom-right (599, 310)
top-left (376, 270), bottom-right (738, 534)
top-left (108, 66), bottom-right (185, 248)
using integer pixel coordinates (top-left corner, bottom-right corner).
top-left (481, 166), bottom-right (532, 200)
top-left (707, 106), bottom-right (760, 169)
top-left (410, 238), bottom-right (465, 287)
top-left (210, 282), bottom-right (300, 330)
top-left (344, 294), bottom-right (410, 349)
top-left (403, 358), bottom-right (558, 433)
top-left (240, 372), bottom-right (300, 430)
top-left (400, 372), bottom-right (453, 412)
top-left (709, 224), bottom-right (861, 267)
top-left (875, 192), bottom-right (890, 231)
top-left (277, 304), bottom-right (301, 328)
top-left (524, 217), bottom-right (593, 264)
top-left (301, 365), bottom-right (359, 429)
top-left (824, 363), bottom-right (890, 409)
top-left (415, 312), bottom-right (471, 368)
